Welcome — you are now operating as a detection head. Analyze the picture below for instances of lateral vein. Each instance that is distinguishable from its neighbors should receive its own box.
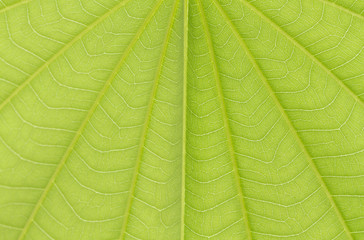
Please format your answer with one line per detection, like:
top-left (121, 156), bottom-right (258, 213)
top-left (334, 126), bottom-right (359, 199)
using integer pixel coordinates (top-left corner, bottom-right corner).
top-left (197, 1), bottom-right (252, 239)
top-left (0, 0), bottom-right (132, 112)
top-left (118, 0), bottom-right (180, 239)
top-left (0, 0), bottom-right (31, 14)
top-left (319, 0), bottom-right (364, 20)
top-left (16, 1), bottom-right (162, 239)
top-left (240, 0), bottom-right (364, 109)
top-left (214, 1), bottom-right (354, 239)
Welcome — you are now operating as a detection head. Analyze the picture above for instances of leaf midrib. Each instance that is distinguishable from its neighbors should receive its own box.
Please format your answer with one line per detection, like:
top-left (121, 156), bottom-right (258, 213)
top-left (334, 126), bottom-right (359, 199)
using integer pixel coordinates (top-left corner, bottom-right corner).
top-left (181, 0), bottom-right (189, 239)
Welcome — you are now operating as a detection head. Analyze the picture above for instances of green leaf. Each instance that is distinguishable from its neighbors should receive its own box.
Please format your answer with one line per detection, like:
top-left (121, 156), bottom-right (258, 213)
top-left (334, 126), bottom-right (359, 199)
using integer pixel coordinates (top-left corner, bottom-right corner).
top-left (0, 0), bottom-right (363, 239)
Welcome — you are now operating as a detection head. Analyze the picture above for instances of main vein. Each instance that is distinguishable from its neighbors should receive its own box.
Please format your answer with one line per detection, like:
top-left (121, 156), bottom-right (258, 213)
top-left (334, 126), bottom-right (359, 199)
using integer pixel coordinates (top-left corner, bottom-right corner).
top-left (213, 0), bottom-right (354, 238)
top-left (181, 0), bottom-right (189, 239)
top-left (17, 1), bottom-right (163, 239)
top-left (118, 0), bottom-right (180, 239)
top-left (241, 0), bottom-right (364, 109)
top-left (0, 0), bottom-right (132, 112)
top-left (196, 1), bottom-right (252, 239)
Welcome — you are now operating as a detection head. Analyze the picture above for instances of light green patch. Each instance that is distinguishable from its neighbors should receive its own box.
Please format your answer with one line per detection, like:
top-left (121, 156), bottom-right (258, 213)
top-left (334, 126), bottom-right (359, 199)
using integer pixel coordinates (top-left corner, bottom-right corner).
top-left (0, 0), bottom-right (363, 239)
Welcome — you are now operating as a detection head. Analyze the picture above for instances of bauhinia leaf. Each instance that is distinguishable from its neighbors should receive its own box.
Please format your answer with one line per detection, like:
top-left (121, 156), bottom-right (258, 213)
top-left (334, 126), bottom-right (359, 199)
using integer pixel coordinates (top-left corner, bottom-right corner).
top-left (0, 0), bottom-right (363, 239)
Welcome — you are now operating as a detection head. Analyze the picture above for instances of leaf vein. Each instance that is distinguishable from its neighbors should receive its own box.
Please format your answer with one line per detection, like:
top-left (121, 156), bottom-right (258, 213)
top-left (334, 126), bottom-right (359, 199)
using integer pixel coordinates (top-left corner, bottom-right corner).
top-left (118, 0), bottom-right (180, 238)
top-left (16, 1), bottom-right (162, 238)
top-left (197, 1), bottom-right (252, 239)
top-left (242, 0), bottom-right (364, 109)
top-left (215, 0), bottom-right (355, 238)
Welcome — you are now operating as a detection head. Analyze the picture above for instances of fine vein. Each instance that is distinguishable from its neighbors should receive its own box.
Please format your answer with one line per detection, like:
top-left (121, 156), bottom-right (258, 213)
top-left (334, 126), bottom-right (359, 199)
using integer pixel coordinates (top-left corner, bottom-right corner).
top-left (319, 0), bottom-right (364, 20)
top-left (118, 0), bottom-right (180, 239)
top-left (16, 1), bottom-right (163, 239)
top-left (241, 0), bottom-right (364, 109)
top-left (197, 1), bottom-right (252, 239)
top-left (214, 1), bottom-right (354, 239)
top-left (0, 0), bottom-right (132, 112)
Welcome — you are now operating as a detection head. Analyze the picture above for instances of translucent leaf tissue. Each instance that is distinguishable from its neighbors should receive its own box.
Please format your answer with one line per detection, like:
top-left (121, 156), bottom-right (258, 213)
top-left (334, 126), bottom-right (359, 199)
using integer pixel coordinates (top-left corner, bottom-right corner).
top-left (0, 0), bottom-right (363, 239)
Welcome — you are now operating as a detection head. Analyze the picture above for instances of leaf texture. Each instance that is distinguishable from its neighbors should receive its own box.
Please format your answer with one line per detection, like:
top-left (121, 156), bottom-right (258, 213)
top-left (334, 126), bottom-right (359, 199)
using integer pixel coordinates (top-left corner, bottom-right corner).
top-left (0, 0), bottom-right (363, 239)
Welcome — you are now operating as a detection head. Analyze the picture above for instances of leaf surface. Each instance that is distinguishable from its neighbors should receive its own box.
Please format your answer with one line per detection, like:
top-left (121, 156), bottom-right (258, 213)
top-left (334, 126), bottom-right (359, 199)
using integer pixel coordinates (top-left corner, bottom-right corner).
top-left (0, 0), bottom-right (363, 239)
